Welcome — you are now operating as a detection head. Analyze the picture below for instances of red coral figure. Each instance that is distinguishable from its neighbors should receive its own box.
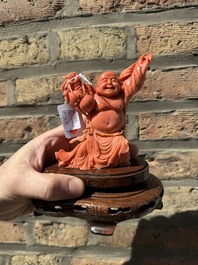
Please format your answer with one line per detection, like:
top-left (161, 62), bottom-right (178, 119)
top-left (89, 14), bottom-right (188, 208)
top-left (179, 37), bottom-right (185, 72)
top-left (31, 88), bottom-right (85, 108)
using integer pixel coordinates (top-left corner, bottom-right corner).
top-left (55, 53), bottom-right (152, 170)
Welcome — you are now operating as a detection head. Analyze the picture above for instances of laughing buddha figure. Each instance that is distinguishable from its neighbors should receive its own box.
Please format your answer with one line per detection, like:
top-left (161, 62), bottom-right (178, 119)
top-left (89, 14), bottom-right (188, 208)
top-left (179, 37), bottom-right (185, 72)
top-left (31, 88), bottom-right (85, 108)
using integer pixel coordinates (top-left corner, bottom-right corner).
top-left (55, 53), bottom-right (152, 170)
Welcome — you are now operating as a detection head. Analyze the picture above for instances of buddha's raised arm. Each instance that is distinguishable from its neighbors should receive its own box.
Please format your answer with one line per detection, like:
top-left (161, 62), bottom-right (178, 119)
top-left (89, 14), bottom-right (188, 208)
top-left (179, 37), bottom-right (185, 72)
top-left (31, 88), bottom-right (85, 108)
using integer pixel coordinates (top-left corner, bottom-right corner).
top-left (119, 53), bottom-right (152, 104)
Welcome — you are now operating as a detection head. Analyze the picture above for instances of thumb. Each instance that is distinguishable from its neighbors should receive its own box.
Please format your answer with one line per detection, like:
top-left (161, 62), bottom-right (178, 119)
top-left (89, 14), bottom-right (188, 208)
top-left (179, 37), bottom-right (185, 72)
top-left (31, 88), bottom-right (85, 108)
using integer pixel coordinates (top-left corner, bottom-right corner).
top-left (20, 171), bottom-right (85, 201)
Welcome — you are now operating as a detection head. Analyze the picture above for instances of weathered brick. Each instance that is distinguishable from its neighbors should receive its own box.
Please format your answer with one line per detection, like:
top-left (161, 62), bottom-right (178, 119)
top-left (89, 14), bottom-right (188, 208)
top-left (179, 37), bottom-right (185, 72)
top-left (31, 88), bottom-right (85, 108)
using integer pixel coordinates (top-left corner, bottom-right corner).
top-left (0, 82), bottom-right (8, 106)
top-left (0, 1), bottom-right (197, 262)
top-left (0, 0), bottom-right (65, 25)
top-left (139, 111), bottom-right (198, 140)
top-left (161, 185), bottom-right (198, 214)
top-left (131, 216), bottom-right (198, 249)
top-left (126, 113), bottom-right (138, 140)
top-left (146, 151), bottom-right (198, 179)
top-left (89, 181), bottom-right (198, 247)
top-left (79, 68), bottom-right (198, 102)
top-left (34, 219), bottom-right (88, 247)
top-left (0, 221), bottom-right (25, 243)
top-left (15, 76), bottom-right (63, 105)
top-left (72, 257), bottom-right (128, 265)
top-left (136, 23), bottom-right (198, 55)
top-left (97, 222), bottom-right (137, 248)
top-left (58, 27), bottom-right (127, 60)
top-left (141, 257), bottom-right (198, 265)
top-left (11, 255), bottom-right (61, 265)
top-left (0, 34), bottom-right (49, 68)
top-left (0, 255), bottom-right (10, 265)
top-left (79, 0), bottom-right (198, 14)
top-left (0, 117), bottom-right (49, 141)
top-left (134, 68), bottom-right (198, 101)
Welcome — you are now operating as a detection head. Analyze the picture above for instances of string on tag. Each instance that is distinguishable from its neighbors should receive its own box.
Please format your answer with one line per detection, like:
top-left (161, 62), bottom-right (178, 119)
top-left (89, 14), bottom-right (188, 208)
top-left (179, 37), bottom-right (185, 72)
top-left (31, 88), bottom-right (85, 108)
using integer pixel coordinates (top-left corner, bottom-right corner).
top-left (79, 73), bottom-right (92, 85)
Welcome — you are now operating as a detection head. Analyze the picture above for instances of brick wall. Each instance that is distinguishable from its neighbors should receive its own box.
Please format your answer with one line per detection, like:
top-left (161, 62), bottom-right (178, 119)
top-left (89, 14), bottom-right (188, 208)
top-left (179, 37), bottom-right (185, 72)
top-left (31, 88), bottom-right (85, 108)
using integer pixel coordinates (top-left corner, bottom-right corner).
top-left (0, 0), bottom-right (197, 264)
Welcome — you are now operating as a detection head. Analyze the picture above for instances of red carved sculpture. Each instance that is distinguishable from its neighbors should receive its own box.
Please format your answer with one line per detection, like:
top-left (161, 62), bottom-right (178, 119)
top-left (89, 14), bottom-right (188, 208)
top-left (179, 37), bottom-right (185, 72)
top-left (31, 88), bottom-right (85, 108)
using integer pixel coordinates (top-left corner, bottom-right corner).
top-left (33, 53), bottom-right (164, 235)
top-left (55, 53), bottom-right (152, 170)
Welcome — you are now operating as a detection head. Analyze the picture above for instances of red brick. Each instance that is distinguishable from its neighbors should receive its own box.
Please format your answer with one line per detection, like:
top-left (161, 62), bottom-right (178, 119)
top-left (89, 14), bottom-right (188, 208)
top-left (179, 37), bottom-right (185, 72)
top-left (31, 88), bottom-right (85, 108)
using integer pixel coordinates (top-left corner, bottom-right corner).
top-left (103, 219), bottom-right (198, 250)
top-left (134, 68), bottom-right (198, 101)
top-left (0, 0), bottom-right (65, 25)
top-left (132, 225), bottom-right (198, 249)
top-left (0, 82), bottom-right (8, 107)
top-left (0, 221), bottom-right (25, 243)
top-left (139, 111), bottom-right (198, 140)
top-left (97, 222), bottom-right (137, 247)
top-left (80, 68), bottom-right (198, 102)
top-left (0, 117), bottom-right (49, 141)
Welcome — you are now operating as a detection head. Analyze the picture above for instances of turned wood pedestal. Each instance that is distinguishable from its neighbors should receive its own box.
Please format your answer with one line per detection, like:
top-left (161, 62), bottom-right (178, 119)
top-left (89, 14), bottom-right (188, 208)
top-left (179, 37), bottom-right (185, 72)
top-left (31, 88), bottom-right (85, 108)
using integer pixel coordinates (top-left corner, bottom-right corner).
top-left (33, 157), bottom-right (163, 235)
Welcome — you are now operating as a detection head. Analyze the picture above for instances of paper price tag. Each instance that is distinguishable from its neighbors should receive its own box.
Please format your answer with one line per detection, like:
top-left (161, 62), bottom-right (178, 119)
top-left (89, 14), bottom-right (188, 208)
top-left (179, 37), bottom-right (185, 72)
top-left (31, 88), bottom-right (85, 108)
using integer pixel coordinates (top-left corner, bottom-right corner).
top-left (57, 102), bottom-right (85, 138)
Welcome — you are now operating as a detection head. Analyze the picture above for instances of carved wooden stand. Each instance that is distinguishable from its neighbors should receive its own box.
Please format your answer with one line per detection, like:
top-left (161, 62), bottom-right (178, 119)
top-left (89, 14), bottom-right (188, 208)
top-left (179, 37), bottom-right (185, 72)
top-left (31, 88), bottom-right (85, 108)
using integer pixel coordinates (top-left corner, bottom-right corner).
top-left (33, 157), bottom-right (163, 235)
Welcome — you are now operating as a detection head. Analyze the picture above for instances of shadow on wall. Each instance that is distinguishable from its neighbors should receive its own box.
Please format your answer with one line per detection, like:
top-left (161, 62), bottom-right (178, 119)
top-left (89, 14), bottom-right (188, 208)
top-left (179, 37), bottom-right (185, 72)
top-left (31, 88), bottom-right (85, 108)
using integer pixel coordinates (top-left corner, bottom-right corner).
top-left (126, 211), bottom-right (198, 265)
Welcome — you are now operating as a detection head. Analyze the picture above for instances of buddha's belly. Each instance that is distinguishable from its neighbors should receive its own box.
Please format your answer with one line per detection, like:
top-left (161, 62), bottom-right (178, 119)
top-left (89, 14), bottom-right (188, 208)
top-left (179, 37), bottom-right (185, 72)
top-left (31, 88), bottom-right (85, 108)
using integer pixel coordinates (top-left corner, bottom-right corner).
top-left (90, 110), bottom-right (125, 133)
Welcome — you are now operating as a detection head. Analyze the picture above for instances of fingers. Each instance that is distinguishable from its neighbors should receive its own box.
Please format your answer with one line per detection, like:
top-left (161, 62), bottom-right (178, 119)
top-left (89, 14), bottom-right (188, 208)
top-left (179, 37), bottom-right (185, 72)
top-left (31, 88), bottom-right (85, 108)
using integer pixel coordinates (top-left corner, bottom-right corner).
top-left (40, 173), bottom-right (85, 201)
top-left (37, 126), bottom-right (69, 167)
top-left (0, 199), bottom-right (35, 221)
top-left (18, 170), bottom-right (85, 201)
top-left (41, 125), bottom-right (65, 140)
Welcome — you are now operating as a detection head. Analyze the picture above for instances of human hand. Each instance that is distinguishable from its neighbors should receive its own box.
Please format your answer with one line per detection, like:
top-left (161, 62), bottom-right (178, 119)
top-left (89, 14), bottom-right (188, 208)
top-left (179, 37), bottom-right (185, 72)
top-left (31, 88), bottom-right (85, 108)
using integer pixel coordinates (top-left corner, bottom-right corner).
top-left (0, 126), bottom-right (85, 221)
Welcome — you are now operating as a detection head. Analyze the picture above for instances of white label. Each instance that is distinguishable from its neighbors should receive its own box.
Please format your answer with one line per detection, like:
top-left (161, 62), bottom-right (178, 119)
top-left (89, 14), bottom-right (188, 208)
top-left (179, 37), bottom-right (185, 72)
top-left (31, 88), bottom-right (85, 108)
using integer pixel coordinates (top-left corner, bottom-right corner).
top-left (79, 73), bottom-right (92, 85)
top-left (57, 102), bottom-right (85, 138)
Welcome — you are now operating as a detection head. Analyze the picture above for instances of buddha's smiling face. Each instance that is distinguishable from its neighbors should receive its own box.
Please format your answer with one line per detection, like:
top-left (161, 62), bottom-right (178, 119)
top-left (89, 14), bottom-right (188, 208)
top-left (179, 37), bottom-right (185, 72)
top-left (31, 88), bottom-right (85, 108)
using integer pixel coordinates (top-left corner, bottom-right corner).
top-left (96, 72), bottom-right (121, 98)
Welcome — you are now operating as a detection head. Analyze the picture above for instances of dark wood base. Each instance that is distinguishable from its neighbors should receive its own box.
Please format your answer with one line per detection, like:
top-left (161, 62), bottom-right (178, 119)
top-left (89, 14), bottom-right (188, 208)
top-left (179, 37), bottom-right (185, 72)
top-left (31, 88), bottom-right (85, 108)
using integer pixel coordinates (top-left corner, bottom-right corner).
top-left (33, 157), bottom-right (163, 235)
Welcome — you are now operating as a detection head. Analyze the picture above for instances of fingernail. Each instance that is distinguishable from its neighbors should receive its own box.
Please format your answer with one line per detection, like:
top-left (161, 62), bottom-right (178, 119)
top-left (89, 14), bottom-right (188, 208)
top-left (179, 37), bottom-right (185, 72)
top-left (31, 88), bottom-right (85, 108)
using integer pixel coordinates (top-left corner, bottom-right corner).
top-left (69, 178), bottom-right (85, 197)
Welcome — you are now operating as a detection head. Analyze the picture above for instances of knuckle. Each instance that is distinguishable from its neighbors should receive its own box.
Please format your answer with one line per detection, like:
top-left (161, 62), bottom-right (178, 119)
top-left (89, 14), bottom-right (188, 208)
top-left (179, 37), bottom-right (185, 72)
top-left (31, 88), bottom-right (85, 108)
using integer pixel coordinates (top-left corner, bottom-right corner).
top-left (42, 175), bottom-right (57, 201)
